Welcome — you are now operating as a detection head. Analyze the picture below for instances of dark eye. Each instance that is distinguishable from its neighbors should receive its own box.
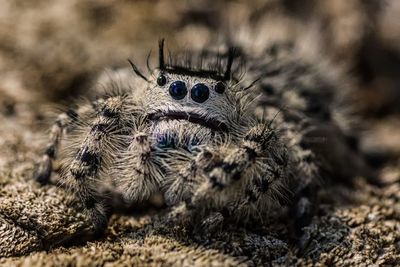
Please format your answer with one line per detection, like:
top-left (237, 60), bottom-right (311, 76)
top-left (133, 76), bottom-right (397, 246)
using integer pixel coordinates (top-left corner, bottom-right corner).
top-left (157, 74), bottom-right (167, 86)
top-left (169, 81), bottom-right (187, 100)
top-left (214, 81), bottom-right (226, 94)
top-left (191, 83), bottom-right (210, 103)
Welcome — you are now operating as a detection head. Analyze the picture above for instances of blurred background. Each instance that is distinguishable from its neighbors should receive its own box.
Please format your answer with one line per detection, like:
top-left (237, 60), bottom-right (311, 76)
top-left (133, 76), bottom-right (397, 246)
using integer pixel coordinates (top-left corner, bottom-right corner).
top-left (0, 0), bottom-right (399, 176)
top-left (0, 1), bottom-right (399, 264)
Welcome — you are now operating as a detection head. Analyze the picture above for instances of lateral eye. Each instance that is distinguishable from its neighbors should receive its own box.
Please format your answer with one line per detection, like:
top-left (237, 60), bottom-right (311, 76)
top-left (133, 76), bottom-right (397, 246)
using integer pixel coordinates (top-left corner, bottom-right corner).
top-left (157, 74), bottom-right (167, 86)
top-left (214, 81), bottom-right (226, 94)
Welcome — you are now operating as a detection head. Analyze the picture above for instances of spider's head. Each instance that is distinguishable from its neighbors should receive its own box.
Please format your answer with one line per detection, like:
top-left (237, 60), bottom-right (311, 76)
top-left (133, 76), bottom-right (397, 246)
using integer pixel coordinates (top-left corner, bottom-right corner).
top-left (131, 40), bottom-right (244, 149)
top-left (146, 70), bottom-right (232, 132)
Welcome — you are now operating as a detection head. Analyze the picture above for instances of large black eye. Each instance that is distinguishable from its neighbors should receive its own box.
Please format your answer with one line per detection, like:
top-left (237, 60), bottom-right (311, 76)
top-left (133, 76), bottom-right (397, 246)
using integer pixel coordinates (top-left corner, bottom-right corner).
top-left (191, 83), bottom-right (210, 103)
top-left (169, 81), bottom-right (187, 100)
top-left (157, 74), bottom-right (167, 86)
top-left (214, 81), bottom-right (226, 94)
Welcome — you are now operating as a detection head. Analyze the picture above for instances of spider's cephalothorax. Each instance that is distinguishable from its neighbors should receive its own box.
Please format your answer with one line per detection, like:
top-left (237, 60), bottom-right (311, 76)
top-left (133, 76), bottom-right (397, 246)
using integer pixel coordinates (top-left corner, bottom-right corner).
top-left (35, 39), bottom-right (358, 236)
top-left (143, 41), bottom-right (240, 152)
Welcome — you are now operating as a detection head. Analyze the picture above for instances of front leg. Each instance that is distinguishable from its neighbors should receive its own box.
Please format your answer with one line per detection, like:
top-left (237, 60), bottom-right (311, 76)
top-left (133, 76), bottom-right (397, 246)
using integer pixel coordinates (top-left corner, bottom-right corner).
top-left (35, 99), bottom-right (104, 185)
top-left (191, 124), bottom-right (289, 204)
top-left (161, 124), bottom-right (289, 231)
top-left (190, 123), bottom-right (319, 238)
top-left (113, 129), bottom-right (165, 203)
top-left (61, 96), bottom-right (133, 235)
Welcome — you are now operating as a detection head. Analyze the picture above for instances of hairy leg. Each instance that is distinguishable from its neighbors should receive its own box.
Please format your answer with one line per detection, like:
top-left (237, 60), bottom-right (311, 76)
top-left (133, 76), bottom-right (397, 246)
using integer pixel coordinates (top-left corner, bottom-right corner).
top-left (35, 100), bottom-right (103, 185)
top-left (158, 124), bottom-right (287, 231)
top-left (163, 122), bottom-right (319, 236)
top-left (113, 129), bottom-right (165, 203)
top-left (162, 148), bottom-right (199, 206)
top-left (189, 124), bottom-right (290, 206)
top-left (288, 182), bottom-right (318, 245)
top-left (61, 95), bottom-right (133, 234)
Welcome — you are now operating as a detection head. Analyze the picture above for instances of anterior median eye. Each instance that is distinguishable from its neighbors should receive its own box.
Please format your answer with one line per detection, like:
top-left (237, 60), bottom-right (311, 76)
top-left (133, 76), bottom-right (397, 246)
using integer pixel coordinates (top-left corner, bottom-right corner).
top-left (191, 83), bottom-right (210, 103)
top-left (169, 81), bottom-right (187, 100)
top-left (157, 74), bottom-right (167, 86)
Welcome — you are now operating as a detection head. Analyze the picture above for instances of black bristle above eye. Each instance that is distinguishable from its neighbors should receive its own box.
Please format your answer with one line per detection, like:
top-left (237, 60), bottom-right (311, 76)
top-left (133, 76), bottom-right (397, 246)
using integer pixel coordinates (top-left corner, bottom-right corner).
top-left (224, 47), bottom-right (236, 80)
top-left (214, 81), bottom-right (226, 94)
top-left (157, 74), bottom-right (167, 86)
top-left (157, 40), bottom-right (239, 82)
top-left (159, 39), bottom-right (165, 71)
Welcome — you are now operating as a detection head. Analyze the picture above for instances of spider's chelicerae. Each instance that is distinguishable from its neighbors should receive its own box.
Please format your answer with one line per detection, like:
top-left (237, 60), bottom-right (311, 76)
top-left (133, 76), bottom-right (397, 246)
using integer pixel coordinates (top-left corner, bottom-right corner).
top-left (36, 39), bottom-right (364, 237)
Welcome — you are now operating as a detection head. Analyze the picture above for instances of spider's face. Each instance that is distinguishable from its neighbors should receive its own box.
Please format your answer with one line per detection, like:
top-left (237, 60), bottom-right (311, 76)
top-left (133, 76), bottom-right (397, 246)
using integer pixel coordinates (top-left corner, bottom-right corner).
top-left (143, 71), bottom-right (238, 150)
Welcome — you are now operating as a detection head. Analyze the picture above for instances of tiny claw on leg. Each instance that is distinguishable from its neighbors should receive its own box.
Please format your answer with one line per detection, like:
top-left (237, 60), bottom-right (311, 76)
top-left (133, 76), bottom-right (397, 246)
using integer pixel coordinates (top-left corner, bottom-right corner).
top-left (35, 155), bottom-right (52, 185)
top-left (195, 212), bottom-right (225, 237)
top-left (85, 205), bottom-right (109, 237)
top-left (288, 184), bottom-right (318, 247)
top-left (163, 203), bottom-right (195, 229)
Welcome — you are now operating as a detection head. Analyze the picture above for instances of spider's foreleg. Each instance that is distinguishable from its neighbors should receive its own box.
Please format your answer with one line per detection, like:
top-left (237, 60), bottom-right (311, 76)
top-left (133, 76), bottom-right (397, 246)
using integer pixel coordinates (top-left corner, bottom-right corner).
top-left (176, 124), bottom-right (294, 230)
top-left (35, 100), bottom-right (103, 185)
top-left (162, 148), bottom-right (199, 206)
top-left (193, 123), bottom-right (319, 238)
top-left (63, 96), bottom-right (131, 234)
top-left (193, 124), bottom-right (289, 200)
top-left (113, 129), bottom-right (165, 203)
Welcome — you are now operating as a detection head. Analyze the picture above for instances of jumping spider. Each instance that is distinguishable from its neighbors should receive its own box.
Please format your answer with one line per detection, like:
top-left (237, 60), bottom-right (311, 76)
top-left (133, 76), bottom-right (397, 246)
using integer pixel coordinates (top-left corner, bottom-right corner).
top-left (36, 39), bottom-right (361, 237)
